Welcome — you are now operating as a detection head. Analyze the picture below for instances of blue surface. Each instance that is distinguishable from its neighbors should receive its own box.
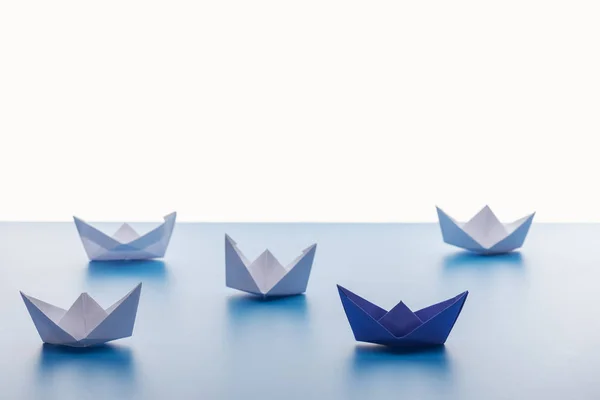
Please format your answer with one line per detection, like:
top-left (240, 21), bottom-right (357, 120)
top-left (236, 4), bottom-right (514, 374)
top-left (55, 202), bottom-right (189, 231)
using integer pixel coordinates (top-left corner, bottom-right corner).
top-left (1, 223), bottom-right (599, 399)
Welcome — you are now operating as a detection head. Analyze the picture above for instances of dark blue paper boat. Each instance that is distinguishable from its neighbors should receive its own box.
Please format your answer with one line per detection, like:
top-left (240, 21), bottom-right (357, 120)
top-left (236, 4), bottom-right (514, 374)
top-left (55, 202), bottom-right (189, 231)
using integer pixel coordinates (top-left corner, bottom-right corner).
top-left (337, 285), bottom-right (468, 348)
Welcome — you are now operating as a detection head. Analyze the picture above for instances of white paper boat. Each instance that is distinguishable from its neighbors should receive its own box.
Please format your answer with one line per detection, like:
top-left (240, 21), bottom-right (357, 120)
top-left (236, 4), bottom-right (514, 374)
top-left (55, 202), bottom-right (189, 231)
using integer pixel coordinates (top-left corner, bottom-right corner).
top-left (436, 206), bottom-right (535, 254)
top-left (73, 212), bottom-right (177, 261)
top-left (225, 235), bottom-right (317, 297)
top-left (21, 283), bottom-right (142, 347)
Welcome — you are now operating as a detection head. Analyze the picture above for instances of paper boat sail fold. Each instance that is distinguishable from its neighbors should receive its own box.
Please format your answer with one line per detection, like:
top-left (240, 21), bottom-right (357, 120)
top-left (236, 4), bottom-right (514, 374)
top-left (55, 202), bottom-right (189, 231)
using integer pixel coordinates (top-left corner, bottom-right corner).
top-left (337, 285), bottom-right (468, 348)
top-left (21, 283), bottom-right (142, 347)
top-left (73, 212), bottom-right (177, 261)
top-left (225, 235), bottom-right (317, 297)
top-left (437, 206), bottom-right (534, 254)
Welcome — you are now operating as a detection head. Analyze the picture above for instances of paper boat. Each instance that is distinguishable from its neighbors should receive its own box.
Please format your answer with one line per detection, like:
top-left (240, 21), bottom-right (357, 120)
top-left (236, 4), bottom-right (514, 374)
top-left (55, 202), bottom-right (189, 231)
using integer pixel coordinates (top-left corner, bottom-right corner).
top-left (436, 206), bottom-right (535, 254)
top-left (225, 235), bottom-right (317, 297)
top-left (337, 285), bottom-right (468, 348)
top-left (73, 212), bottom-right (177, 261)
top-left (21, 283), bottom-right (142, 347)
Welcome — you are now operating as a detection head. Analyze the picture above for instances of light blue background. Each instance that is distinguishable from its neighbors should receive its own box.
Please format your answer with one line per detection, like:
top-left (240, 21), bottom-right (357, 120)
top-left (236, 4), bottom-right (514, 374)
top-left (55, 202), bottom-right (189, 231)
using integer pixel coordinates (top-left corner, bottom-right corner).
top-left (0, 223), bottom-right (598, 399)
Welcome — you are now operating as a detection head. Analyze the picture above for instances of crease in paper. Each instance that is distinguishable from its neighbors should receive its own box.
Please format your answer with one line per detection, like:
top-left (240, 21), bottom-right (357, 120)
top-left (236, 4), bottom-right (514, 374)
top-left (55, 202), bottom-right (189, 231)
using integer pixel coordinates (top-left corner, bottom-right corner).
top-left (437, 206), bottom-right (535, 254)
top-left (337, 285), bottom-right (468, 347)
top-left (21, 283), bottom-right (142, 347)
top-left (225, 235), bottom-right (317, 297)
top-left (74, 212), bottom-right (177, 261)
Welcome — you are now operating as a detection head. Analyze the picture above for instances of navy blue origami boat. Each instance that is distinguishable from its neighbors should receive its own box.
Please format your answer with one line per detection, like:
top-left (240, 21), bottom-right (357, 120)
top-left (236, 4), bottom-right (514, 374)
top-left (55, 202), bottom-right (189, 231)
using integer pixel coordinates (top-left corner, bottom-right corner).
top-left (337, 285), bottom-right (468, 348)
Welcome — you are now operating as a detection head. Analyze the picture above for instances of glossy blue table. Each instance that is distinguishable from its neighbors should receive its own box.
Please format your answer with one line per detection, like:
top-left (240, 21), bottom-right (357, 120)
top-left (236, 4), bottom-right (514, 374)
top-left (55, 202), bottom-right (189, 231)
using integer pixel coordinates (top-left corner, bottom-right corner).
top-left (1, 223), bottom-right (598, 399)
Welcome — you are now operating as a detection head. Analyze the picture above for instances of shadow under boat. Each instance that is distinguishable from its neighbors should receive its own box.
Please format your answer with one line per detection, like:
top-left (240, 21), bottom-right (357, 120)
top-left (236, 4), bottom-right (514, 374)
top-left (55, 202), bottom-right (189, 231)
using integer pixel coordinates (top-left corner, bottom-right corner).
top-left (226, 293), bottom-right (308, 319)
top-left (351, 343), bottom-right (452, 374)
top-left (345, 344), bottom-right (457, 398)
top-left (443, 251), bottom-right (524, 269)
top-left (87, 259), bottom-right (168, 280)
top-left (225, 293), bottom-right (310, 338)
top-left (37, 342), bottom-right (135, 377)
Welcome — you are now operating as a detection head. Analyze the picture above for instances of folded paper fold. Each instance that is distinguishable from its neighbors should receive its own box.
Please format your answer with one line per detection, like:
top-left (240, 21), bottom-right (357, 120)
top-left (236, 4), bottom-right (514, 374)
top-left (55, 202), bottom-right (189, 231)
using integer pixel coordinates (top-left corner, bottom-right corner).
top-left (436, 206), bottom-right (534, 254)
top-left (225, 235), bottom-right (317, 297)
top-left (337, 285), bottom-right (468, 347)
top-left (74, 212), bottom-right (177, 261)
top-left (21, 283), bottom-right (142, 347)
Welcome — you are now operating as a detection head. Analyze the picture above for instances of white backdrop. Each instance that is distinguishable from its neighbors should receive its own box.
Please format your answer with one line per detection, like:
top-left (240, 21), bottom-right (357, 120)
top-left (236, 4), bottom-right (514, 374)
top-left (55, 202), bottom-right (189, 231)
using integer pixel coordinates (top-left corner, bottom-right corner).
top-left (1, 0), bottom-right (598, 222)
